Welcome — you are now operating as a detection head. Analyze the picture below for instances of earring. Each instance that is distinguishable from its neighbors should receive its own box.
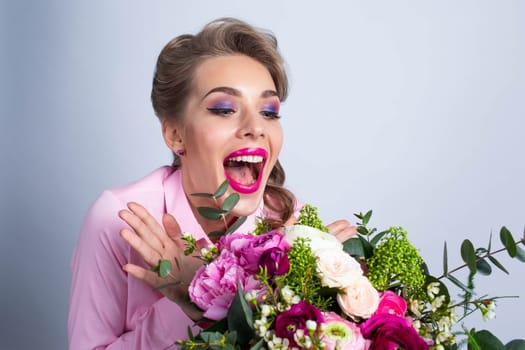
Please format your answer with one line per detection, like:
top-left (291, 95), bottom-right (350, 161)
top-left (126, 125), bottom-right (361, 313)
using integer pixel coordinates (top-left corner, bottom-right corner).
top-left (175, 149), bottom-right (185, 156)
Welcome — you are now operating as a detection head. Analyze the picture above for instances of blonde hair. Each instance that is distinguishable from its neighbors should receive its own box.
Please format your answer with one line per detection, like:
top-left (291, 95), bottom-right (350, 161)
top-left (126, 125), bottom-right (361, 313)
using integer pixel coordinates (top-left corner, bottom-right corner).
top-left (151, 17), bottom-right (295, 227)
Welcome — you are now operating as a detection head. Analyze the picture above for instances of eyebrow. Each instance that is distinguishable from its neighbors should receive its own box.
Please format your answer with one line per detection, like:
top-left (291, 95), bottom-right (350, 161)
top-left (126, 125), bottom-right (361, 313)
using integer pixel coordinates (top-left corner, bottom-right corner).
top-left (201, 86), bottom-right (279, 101)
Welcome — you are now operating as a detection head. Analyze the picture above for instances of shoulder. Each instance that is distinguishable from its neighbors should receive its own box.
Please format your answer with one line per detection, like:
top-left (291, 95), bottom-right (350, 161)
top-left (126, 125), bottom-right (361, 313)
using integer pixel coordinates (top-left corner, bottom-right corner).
top-left (74, 166), bottom-right (175, 261)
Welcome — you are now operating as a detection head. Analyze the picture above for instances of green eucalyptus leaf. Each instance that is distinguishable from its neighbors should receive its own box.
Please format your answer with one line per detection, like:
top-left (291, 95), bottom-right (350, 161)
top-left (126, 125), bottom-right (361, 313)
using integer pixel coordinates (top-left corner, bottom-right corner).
top-left (471, 330), bottom-right (506, 350)
top-left (222, 193), bottom-right (240, 212)
top-left (225, 216), bottom-right (247, 235)
top-left (443, 241), bottom-right (449, 275)
top-left (467, 328), bottom-right (482, 350)
top-left (208, 230), bottom-right (225, 238)
top-left (515, 246), bottom-right (525, 263)
top-left (506, 339), bottom-right (525, 350)
top-left (227, 281), bottom-right (255, 346)
top-left (190, 192), bottom-right (214, 198)
top-left (363, 210), bottom-right (373, 225)
top-left (358, 235), bottom-right (374, 259)
top-left (446, 274), bottom-right (474, 294)
top-left (461, 239), bottom-right (477, 274)
top-left (476, 258), bottom-right (492, 275)
top-left (224, 331), bottom-right (237, 346)
top-left (488, 255), bottom-right (510, 274)
top-left (370, 230), bottom-right (388, 247)
top-left (343, 237), bottom-right (365, 259)
top-left (213, 180), bottom-right (229, 198)
top-left (197, 207), bottom-right (228, 220)
top-left (153, 259), bottom-right (172, 278)
top-left (500, 226), bottom-right (517, 258)
top-left (356, 226), bottom-right (369, 236)
top-left (250, 338), bottom-right (265, 350)
top-left (200, 331), bottom-right (222, 343)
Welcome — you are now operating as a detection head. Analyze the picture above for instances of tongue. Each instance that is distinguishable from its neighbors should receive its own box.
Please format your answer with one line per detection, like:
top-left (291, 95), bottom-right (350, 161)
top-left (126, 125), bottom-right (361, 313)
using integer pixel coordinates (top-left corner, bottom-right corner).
top-left (225, 163), bottom-right (255, 185)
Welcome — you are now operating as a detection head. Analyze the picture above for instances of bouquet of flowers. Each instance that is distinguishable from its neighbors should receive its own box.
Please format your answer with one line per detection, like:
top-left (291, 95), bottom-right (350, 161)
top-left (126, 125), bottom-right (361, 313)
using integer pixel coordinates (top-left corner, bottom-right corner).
top-left (155, 184), bottom-right (525, 349)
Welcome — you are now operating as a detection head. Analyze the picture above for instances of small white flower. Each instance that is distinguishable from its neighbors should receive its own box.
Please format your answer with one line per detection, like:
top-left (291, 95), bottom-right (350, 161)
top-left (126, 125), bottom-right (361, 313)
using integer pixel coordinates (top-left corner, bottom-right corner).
top-left (431, 295), bottom-right (446, 311)
top-left (261, 304), bottom-right (273, 317)
top-left (245, 290), bottom-right (258, 302)
top-left (280, 286), bottom-right (295, 304)
top-left (427, 282), bottom-right (440, 299)
top-left (306, 320), bottom-right (317, 333)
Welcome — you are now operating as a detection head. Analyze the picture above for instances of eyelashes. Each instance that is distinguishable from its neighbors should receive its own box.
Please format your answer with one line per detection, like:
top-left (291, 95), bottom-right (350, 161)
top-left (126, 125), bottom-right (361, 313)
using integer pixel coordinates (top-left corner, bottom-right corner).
top-left (206, 103), bottom-right (281, 119)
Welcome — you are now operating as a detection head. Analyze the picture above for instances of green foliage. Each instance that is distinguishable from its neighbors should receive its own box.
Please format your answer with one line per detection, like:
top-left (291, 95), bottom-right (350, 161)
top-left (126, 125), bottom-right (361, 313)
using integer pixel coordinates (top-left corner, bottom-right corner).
top-left (151, 259), bottom-right (172, 278)
top-left (190, 180), bottom-right (247, 238)
top-left (297, 204), bottom-right (329, 233)
top-left (367, 226), bottom-right (426, 295)
top-left (280, 237), bottom-right (331, 307)
top-left (227, 282), bottom-right (255, 346)
top-left (252, 217), bottom-right (272, 235)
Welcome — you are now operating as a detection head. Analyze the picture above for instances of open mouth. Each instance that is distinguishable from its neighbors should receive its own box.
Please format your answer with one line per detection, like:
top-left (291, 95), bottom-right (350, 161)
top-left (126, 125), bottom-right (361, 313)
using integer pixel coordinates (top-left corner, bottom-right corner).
top-left (223, 148), bottom-right (267, 194)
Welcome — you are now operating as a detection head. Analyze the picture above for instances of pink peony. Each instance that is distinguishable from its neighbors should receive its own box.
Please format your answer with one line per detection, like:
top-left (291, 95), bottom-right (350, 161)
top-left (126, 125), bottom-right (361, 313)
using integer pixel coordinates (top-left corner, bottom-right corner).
top-left (359, 313), bottom-right (429, 350)
top-left (188, 250), bottom-right (263, 320)
top-left (375, 290), bottom-right (407, 318)
top-left (321, 312), bottom-right (366, 350)
top-left (243, 230), bottom-right (290, 272)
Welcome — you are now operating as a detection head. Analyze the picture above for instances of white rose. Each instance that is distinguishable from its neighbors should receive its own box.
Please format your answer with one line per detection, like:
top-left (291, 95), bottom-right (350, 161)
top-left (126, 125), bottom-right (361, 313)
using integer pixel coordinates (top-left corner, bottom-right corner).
top-left (315, 248), bottom-right (363, 288)
top-left (337, 276), bottom-right (379, 320)
top-left (284, 224), bottom-right (342, 253)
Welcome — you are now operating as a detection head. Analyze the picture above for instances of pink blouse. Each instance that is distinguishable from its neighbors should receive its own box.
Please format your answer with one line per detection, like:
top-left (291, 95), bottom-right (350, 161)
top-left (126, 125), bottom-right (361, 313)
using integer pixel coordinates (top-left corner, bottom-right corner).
top-left (68, 166), bottom-right (266, 349)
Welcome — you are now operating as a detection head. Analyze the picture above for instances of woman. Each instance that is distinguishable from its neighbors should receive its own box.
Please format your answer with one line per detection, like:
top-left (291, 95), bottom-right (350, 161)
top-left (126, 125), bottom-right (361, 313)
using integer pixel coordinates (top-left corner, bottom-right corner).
top-left (68, 18), bottom-right (355, 349)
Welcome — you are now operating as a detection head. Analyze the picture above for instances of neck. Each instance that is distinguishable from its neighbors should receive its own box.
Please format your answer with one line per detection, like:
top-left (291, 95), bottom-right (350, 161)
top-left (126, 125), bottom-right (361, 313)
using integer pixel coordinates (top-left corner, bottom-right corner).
top-left (186, 194), bottom-right (238, 239)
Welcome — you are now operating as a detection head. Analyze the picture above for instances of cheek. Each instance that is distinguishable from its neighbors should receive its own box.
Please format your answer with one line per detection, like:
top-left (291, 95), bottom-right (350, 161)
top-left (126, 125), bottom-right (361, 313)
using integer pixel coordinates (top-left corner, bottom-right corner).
top-left (270, 124), bottom-right (284, 157)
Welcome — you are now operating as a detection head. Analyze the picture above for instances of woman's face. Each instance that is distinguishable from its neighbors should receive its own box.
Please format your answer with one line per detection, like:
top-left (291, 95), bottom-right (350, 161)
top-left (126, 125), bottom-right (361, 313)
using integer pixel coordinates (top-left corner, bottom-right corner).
top-left (167, 54), bottom-right (284, 217)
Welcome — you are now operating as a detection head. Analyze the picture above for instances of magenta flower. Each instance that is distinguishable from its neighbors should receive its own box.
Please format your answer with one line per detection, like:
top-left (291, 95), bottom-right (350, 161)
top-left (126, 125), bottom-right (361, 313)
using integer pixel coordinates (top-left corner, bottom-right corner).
top-left (259, 247), bottom-right (290, 276)
top-left (188, 250), bottom-right (263, 320)
top-left (359, 313), bottom-right (429, 350)
top-left (375, 290), bottom-right (407, 318)
top-left (274, 301), bottom-right (324, 347)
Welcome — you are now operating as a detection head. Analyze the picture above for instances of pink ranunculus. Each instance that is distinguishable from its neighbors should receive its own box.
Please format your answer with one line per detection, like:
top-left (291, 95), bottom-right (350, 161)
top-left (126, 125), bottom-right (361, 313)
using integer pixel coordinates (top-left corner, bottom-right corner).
top-left (375, 291), bottom-right (407, 318)
top-left (359, 313), bottom-right (429, 350)
top-left (321, 312), bottom-right (366, 350)
top-left (274, 301), bottom-right (324, 348)
top-left (188, 250), bottom-right (263, 320)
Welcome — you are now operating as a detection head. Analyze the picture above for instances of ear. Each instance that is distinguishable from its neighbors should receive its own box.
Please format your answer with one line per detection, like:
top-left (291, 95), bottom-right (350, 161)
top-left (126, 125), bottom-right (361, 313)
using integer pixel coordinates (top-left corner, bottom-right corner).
top-left (162, 118), bottom-right (184, 153)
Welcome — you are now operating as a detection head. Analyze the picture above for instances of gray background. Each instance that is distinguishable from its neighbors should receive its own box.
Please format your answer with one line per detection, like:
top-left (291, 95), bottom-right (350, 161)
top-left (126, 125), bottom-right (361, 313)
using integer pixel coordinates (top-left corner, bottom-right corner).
top-left (2, 1), bottom-right (524, 349)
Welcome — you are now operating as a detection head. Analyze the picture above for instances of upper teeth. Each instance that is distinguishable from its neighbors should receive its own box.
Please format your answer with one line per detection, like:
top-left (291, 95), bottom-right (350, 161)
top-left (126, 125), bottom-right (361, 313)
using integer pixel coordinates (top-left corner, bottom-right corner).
top-left (228, 155), bottom-right (263, 163)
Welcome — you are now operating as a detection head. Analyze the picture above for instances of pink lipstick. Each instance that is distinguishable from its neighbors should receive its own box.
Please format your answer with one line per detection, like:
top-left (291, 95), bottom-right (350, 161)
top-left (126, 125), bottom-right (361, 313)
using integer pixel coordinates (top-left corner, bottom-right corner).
top-left (223, 148), bottom-right (267, 194)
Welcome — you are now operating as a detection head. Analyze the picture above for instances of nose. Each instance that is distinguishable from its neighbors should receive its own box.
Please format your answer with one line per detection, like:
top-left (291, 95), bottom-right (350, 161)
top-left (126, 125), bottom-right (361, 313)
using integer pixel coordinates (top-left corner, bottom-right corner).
top-left (238, 111), bottom-right (264, 139)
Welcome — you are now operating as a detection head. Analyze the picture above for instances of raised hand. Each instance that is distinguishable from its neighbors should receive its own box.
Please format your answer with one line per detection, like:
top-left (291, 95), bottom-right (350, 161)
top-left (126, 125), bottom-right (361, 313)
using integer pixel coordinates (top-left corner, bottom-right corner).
top-left (327, 219), bottom-right (357, 243)
top-left (119, 202), bottom-right (204, 320)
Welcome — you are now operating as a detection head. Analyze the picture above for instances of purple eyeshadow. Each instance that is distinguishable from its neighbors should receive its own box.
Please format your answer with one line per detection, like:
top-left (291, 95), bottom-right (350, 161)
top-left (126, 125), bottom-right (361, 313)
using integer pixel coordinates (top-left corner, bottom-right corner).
top-left (210, 101), bottom-right (234, 109)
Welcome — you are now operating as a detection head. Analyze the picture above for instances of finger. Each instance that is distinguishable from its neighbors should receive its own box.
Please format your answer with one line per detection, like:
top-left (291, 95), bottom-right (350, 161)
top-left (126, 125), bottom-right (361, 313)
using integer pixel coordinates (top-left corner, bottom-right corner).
top-left (120, 228), bottom-right (162, 266)
top-left (119, 203), bottom-right (164, 250)
top-left (327, 219), bottom-right (358, 242)
top-left (123, 263), bottom-right (166, 287)
top-left (162, 213), bottom-right (183, 242)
